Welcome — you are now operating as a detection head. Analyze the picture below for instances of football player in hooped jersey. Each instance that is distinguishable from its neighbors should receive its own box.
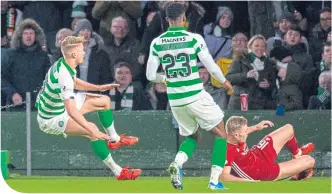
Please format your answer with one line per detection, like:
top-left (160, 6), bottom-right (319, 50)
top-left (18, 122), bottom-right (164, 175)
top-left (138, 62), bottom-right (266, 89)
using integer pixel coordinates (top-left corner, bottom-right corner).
top-left (35, 36), bottom-right (141, 180)
top-left (220, 116), bottom-right (315, 182)
top-left (146, 2), bottom-right (233, 190)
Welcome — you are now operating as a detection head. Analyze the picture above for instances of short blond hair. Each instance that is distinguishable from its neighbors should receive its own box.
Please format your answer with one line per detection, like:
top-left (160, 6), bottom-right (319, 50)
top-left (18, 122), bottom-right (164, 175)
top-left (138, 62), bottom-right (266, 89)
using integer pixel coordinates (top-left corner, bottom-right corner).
top-left (225, 116), bottom-right (247, 133)
top-left (61, 36), bottom-right (84, 56)
top-left (247, 34), bottom-right (266, 50)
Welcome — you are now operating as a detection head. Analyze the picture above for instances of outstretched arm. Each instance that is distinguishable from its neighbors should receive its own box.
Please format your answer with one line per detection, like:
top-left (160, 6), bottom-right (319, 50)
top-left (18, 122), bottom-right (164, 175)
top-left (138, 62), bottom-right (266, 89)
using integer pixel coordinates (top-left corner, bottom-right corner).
top-left (75, 78), bottom-right (119, 92)
top-left (195, 35), bottom-right (233, 92)
top-left (247, 120), bottom-right (274, 135)
top-left (146, 39), bottom-right (165, 83)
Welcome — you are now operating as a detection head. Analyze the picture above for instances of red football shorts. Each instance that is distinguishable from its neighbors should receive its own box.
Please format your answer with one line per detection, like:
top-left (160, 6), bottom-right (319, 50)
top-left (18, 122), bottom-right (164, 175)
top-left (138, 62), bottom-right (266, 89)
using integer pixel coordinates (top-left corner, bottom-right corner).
top-left (252, 135), bottom-right (280, 181)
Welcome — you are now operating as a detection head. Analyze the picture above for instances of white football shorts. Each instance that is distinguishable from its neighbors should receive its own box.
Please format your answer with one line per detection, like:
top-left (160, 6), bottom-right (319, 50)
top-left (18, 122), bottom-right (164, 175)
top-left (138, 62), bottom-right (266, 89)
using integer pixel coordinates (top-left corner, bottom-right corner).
top-left (37, 93), bottom-right (86, 137)
top-left (171, 90), bottom-right (224, 136)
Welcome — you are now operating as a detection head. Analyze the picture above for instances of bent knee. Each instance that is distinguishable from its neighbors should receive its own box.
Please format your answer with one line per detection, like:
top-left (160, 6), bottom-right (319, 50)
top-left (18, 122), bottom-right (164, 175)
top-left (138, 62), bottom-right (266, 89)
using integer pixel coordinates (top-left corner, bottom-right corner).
top-left (283, 124), bottom-right (294, 135)
top-left (301, 155), bottom-right (315, 168)
top-left (306, 156), bottom-right (315, 168)
top-left (100, 95), bottom-right (111, 109)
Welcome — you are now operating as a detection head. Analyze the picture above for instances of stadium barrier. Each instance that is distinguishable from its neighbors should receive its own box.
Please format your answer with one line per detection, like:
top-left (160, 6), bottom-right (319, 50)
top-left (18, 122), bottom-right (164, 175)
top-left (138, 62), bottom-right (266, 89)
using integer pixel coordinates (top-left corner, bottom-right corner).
top-left (1, 109), bottom-right (331, 177)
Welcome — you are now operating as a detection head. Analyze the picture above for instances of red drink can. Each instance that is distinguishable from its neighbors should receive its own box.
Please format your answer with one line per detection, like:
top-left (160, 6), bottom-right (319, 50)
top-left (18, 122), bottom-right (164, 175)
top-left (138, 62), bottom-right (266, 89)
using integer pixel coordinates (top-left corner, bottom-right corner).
top-left (240, 93), bottom-right (248, 111)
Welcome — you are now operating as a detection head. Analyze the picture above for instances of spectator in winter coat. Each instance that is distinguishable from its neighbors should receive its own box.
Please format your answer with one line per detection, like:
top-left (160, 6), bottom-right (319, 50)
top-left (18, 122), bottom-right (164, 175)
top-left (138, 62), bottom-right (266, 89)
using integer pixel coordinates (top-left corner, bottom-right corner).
top-left (105, 16), bottom-right (142, 82)
top-left (92, 1), bottom-right (142, 44)
top-left (146, 82), bottom-right (169, 110)
top-left (73, 19), bottom-right (112, 88)
top-left (203, 6), bottom-right (233, 61)
top-left (309, 7), bottom-right (331, 67)
top-left (1, 19), bottom-right (50, 111)
top-left (198, 63), bottom-right (229, 110)
top-left (266, 12), bottom-right (309, 56)
top-left (271, 50), bottom-right (304, 110)
top-left (226, 35), bottom-right (277, 110)
top-left (283, 26), bottom-right (316, 108)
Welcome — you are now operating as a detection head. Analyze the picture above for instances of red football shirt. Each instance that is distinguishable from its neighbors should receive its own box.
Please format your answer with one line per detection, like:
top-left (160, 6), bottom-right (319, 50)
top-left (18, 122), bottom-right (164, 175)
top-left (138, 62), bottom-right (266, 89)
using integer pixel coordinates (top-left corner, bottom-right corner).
top-left (225, 137), bottom-right (279, 181)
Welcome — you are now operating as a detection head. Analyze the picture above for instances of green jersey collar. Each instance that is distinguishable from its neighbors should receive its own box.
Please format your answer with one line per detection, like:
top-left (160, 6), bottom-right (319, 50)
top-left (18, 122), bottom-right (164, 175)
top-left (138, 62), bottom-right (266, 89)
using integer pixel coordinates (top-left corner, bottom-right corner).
top-left (61, 58), bottom-right (76, 76)
top-left (168, 26), bottom-right (186, 31)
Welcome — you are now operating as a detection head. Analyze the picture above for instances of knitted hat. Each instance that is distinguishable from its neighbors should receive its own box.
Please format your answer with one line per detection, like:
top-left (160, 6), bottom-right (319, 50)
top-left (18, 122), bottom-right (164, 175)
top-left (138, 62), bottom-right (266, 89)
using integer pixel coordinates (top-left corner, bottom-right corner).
top-left (270, 46), bottom-right (292, 61)
top-left (71, 1), bottom-right (88, 18)
top-left (74, 19), bottom-right (92, 35)
top-left (279, 12), bottom-right (296, 24)
top-left (216, 6), bottom-right (233, 22)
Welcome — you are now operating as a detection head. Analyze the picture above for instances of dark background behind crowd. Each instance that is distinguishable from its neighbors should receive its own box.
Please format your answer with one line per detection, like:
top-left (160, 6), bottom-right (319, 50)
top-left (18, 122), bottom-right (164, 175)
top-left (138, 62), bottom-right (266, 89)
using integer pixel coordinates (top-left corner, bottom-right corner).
top-left (1, 1), bottom-right (331, 112)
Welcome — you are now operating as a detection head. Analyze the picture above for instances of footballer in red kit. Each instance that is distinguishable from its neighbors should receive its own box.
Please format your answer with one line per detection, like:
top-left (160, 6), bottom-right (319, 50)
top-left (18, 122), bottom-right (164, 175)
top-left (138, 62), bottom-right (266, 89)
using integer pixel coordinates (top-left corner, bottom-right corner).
top-left (220, 116), bottom-right (315, 182)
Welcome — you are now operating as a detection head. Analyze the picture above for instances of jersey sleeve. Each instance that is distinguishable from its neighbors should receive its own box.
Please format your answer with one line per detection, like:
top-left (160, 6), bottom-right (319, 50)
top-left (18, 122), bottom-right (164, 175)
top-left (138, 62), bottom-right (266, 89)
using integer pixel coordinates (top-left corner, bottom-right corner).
top-left (225, 147), bottom-right (235, 167)
top-left (193, 34), bottom-right (227, 83)
top-left (146, 38), bottom-right (165, 83)
top-left (58, 70), bottom-right (75, 100)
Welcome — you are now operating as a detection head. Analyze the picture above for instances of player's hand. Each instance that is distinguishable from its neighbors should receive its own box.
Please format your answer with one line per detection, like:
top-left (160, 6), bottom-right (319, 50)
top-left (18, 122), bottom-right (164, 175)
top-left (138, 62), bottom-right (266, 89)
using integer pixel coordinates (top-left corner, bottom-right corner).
top-left (98, 84), bottom-right (120, 92)
top-left (223, 80), bottom-right (234, 94)
top-left (12, 93), bottom-right (23, 105)
top-left (92, 130), bottom-right (111, 141)
top-left (255, 120), bottom-right (274, 131)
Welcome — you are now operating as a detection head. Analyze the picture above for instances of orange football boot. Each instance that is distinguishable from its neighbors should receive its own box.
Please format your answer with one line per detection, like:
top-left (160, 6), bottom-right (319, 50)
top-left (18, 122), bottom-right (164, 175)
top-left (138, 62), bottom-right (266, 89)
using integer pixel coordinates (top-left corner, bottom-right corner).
top-left (107, 134), bottom-right (139, 150)
top-left (116, 166), bottom-right (142, 180)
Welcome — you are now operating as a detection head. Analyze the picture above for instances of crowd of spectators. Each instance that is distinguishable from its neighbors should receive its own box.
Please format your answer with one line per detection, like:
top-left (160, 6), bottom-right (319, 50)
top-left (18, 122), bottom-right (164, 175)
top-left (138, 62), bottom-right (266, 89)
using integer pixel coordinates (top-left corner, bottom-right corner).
top-left (1, 1), bottom-right (331, 112)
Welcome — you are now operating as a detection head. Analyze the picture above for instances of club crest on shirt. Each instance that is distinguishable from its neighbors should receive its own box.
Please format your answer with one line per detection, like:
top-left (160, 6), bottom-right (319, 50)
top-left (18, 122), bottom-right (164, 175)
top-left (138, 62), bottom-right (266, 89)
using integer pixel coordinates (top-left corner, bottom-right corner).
top-left (58, 121), bottom-right (64, 127)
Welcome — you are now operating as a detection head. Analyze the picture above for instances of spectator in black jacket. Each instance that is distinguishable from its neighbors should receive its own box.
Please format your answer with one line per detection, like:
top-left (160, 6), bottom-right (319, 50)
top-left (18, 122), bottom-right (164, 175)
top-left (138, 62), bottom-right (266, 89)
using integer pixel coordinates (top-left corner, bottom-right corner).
top-left (105, 16), bottom-right (142, 82)
top-left (138, 1), bottom-right (205, 65)
top-left (283, 26), bottom-right (316, 107)
top-left (109, 61), bottom-right (152, 111)
top-left (309, 7), bottom-right (331, 66)
top-left (73, 19), bottom-right (113, 88)
top-left (1, 19), bottom-right (50, 111)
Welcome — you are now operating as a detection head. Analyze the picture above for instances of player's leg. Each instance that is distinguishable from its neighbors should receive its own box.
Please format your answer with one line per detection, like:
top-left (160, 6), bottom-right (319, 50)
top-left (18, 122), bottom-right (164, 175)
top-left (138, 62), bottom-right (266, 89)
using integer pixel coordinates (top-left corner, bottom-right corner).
top-left (64, 118), bottom-right (141, 180)
top-left (191, 91), bottom-right (227, 190)
top-left (269, 124), bottom-right (314, 157)
top-left (275, 155), bottom-right (315, 180)
top-left (168, 106), bottom-right (199, 190)
top-left (79, 93), bottom-right (138, 149)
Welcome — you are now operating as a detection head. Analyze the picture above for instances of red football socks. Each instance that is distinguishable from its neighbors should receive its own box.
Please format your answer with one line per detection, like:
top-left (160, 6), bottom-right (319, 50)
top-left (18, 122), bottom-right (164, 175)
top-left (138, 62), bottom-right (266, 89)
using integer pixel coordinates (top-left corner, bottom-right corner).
top-left (286, 136), bottom-right (299, 155)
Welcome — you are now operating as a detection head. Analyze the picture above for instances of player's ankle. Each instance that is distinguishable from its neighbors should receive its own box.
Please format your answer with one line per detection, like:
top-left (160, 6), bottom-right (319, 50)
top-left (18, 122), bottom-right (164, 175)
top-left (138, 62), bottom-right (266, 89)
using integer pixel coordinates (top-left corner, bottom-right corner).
top-left (293, 149), bottom-right (302, 158)
top-left (111, 134), bottom-right (121, 142)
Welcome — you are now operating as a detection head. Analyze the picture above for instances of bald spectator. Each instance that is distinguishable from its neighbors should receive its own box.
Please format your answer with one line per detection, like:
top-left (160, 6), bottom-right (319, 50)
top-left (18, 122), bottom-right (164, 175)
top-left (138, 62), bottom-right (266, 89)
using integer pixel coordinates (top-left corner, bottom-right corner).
top-left (51, 28), bottom-right (73, 64)
top-left (105, 16), bottom-right (141, 82)
top-left (308, 71), bottom-right (331, 110)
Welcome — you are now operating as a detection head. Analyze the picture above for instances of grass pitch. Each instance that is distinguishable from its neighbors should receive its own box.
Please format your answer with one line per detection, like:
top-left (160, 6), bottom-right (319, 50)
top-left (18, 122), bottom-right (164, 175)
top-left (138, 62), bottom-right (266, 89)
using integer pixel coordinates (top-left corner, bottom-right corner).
top-left (6, 176), bottom-right (331, 193)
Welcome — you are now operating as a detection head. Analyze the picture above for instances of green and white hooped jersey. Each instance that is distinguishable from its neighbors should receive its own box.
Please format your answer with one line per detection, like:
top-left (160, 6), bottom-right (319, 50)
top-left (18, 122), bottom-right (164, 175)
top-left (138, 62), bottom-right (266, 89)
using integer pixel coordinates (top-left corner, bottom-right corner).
top-left (36, 58), bottom-right (76, 119)
top-left (149, 27), bottom-right (209, 106)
